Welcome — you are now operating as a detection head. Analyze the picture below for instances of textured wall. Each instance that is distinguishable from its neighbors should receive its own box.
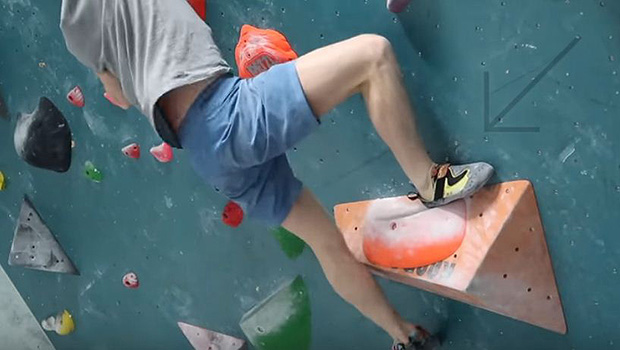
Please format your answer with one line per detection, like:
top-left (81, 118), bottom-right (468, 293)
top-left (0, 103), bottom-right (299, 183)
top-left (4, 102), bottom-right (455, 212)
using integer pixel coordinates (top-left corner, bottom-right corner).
top-left (0, 0), bottom-right (619, 349)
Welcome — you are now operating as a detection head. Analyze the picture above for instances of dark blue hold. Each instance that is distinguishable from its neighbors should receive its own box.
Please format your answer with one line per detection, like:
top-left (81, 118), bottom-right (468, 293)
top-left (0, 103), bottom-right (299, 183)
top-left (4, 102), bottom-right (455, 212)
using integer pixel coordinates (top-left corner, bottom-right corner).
top-left (14, 97), bottom-right (72, 173)
top-left (0, 89), bottom-right (8, 119)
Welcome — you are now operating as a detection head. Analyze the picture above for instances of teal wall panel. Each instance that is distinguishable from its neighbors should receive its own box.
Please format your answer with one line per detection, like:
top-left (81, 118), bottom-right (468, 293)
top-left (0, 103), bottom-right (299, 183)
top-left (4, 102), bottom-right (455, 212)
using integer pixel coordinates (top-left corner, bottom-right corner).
top-left (0, 0), bottom-right (619, 349)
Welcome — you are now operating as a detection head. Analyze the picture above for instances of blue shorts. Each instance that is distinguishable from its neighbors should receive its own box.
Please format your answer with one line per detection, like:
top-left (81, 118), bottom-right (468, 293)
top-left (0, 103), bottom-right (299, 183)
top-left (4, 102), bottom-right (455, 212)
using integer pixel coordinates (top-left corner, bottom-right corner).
top-left (178, 62), bottom-right (319, 226)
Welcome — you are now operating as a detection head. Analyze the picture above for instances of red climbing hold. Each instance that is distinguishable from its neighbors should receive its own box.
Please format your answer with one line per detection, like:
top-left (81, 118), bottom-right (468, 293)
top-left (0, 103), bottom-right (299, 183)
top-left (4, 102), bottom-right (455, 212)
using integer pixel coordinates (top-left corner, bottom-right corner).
top-left (122, 143), bottom-right (141, 159)
top-left (150, 142), bottom-right (173, 163)
top-left (122, 272), bottom-right (139, 289)
top-left (235, 25), bottom-right (298, 79)
top-left (222, 201), bottom-right (243, 228)
top-left (67, 86), bottom-right (84, 108)
top-left (187, 0), bottom-right (207, 21)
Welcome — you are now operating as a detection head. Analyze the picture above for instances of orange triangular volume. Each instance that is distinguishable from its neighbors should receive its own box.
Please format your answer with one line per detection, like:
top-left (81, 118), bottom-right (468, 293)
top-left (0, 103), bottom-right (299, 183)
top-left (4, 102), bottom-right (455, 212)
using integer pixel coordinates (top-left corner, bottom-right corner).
top-left (334, 180), bottom-right (567, 334)
top-left (178, 322), bottom-right (245, 350)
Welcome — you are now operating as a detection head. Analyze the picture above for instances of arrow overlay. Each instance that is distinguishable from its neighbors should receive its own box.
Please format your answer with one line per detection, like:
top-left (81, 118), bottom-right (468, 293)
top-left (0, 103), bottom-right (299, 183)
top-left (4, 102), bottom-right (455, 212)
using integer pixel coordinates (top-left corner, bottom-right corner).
top-left (484, 36), bottom-right (581, 132)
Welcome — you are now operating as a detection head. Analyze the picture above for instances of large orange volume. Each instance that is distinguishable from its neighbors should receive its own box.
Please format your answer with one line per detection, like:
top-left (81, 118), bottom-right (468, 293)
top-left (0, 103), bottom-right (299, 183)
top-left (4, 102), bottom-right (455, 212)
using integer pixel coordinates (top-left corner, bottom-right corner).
top-left (362, 197), bottom-right (466, 269)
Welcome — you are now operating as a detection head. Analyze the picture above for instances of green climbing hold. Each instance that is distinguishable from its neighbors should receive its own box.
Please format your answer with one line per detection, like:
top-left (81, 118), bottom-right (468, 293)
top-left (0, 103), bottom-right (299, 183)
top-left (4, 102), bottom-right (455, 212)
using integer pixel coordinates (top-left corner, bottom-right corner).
top-left (84, 161), bottom-right (103, 183)
top-left (272, 227), bottom-right (305, 259)
top-left (240, 276), bottom-right (311, 350)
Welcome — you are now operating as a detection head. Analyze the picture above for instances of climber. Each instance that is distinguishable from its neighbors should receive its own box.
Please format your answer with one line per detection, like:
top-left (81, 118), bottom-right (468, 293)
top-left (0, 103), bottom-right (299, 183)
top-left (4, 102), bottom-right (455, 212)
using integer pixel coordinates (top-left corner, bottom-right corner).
top-left (59, 1), bottom-right (493, 348)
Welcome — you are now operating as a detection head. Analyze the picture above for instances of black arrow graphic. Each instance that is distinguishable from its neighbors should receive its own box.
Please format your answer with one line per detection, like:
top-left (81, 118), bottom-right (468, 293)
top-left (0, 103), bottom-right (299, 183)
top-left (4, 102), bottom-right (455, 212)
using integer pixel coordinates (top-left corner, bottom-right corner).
top-left (484, 36), bottom-right (581, 132)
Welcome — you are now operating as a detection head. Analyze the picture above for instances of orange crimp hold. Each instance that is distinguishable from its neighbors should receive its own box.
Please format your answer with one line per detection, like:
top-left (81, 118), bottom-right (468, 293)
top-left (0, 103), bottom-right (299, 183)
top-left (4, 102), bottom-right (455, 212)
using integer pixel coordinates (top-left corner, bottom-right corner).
top-left (235, 24), bottom-right (298, 79)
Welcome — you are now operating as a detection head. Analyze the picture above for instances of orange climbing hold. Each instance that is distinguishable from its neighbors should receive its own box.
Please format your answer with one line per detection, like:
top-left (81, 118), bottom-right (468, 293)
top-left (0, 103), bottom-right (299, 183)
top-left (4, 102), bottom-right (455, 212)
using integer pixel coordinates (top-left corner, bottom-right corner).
top-left (187, 0), bottom-right (207, 20)
top-left (222, 201), bottom-right (243, 228)
top-left (235, 24), bottom-right (298, 79)
top-left (359, 197), bottom-right (466, 269)
top-left (335, 180), bottom-right (567, 334)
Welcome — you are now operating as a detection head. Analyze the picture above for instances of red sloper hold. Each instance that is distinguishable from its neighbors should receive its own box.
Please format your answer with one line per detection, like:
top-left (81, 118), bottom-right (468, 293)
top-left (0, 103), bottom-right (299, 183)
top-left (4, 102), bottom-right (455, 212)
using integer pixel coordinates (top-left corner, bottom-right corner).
top-left (67, 86), bottom-right (85, 108)
top-left (187, 0), bottom-right (207, 20)
top-left (222, 201), bottom-right (243, 227)
top-left (122, 143), bottom-right (141, 159)
top-left (150, 142), bottom-right (173, 163)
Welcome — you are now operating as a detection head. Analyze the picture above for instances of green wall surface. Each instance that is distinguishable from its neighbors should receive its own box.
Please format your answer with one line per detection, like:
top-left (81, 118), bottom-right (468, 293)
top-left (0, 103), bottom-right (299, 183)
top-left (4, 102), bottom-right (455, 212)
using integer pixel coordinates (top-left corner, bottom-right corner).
top-left (1, 0), bottom-right (619, 349)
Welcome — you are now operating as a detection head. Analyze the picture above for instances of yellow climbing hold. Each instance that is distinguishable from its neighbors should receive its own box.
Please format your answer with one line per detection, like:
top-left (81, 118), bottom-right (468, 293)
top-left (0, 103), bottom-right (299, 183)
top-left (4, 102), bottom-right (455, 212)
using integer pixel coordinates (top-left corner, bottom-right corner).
top-left (57, 310), bottom-right (75, 335)
top-left (0, 171), bottom-right (5, 190)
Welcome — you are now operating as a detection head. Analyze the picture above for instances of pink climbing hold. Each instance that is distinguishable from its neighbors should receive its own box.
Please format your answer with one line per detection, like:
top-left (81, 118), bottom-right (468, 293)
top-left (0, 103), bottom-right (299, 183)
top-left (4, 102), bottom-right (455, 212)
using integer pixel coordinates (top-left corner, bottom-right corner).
top-left (386, 0), bottom-right (412, 13)
top-left (122, 143), bottom-right (141, 159)
top-left (150, 142), bottom-right (174, 163)
top-left (104, 92), bottom-right (122, 108)
top-left (67, 86), bottom-right (85, 108)
top-left (122, 272), bottom-right (139, 289)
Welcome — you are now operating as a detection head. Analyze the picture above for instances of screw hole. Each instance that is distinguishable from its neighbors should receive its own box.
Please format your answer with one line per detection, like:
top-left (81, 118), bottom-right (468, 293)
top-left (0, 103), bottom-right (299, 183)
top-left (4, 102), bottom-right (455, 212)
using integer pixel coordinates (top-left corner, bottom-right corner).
top-left (514, 247), bottom-right (519, 252)
top-left (390, 222), bottom-right (397, 230)
top-left (503, 274), bottom-right (508, 279)
top-left (354, 227), bottom-right (358, 231)
top-left (479, 213), bottom-right (483, 217)
top-left (527, 287), bottom-right (532, 292)
top-left (529, 227), bottom-right (535, 232)
top-left (454, 254), bottom-right (458, 258)
top-left (547, 295), bottom-right (551, 300)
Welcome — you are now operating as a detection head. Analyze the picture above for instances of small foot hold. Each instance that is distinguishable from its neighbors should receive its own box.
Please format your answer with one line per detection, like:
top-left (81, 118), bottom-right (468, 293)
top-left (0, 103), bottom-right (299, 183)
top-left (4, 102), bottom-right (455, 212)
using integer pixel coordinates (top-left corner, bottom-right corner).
top-left (387, 0), bottom-right (412, 13)
top-left (84, 161), bottom-right (103, 183)
top-left (150, 142), bottom-right (173, 163)
top-left (41, 310), bottom-right (75, 336)
top-left (222, 201), bottom-right (243, 228)
top-left (122, 143), bottom-right (141, 159)
top-left (122, 272), bottom-right (139, 289)
top-left (178, 322), bottom-right (246, 350)
top-left (0, 170), bottom-right (6, 190)
top-left (67, 86), bottom-right (85, 108)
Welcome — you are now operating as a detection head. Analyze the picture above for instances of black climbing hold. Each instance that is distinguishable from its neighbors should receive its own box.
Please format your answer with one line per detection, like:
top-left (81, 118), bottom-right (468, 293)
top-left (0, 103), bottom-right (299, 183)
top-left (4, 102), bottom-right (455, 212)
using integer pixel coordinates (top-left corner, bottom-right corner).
top-left (0, 88), bottom-right (8, 119)
top-left (8, 196), bottom-right (79, 275)
top-left (14, 97), bottom-right (72, 172)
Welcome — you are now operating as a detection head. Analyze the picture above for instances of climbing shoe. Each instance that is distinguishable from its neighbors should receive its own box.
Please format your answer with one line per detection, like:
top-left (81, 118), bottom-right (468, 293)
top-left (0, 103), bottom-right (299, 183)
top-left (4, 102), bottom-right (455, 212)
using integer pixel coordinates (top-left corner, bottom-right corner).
top-left (421, 162), bottom-right (494, 208)
top-left (392, 327), bottom-right (441, 350)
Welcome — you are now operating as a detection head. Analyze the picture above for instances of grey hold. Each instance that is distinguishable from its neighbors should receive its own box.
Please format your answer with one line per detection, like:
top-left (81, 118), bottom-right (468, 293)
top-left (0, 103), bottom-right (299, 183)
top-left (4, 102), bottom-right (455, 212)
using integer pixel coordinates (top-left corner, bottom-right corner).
top-left (14, 97), bottom-right (72, 172)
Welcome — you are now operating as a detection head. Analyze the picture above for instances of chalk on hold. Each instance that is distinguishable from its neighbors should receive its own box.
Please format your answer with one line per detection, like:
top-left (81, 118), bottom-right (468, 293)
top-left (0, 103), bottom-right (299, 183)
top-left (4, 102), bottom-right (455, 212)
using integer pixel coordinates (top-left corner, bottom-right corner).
top-left (41, 310), bottom-right (75, 336)
top-left (122, 272), bottom-right (139, 289)
top-left (84, 161), bottom-right (103, 183)
top-left (14, 97), bottom-right (72, 173)
top-left (235, 25), bottom-right (298, 79)
top-left (9, 196), bottom-right (78, 275)
top-left (178, 322), bottom-right (246, 350)
top-left (387, 0), bottom-right (412, 13)
top-left (186, 0), bottom-right (207, 21)
top-left (222, 201), bottom-right (243, 227)
top-left (240, 276), bottom-right (311, 350)
top-left (150, 142), bottom-right (173, 163)
top-left (66, 86), bottom-right (85, 108)
top-left (0, 171), bottom-right (5, 190)
top-left (334, 180), bottom-right (567, 334)
top-left (122, 143), bottom-right (141, 159)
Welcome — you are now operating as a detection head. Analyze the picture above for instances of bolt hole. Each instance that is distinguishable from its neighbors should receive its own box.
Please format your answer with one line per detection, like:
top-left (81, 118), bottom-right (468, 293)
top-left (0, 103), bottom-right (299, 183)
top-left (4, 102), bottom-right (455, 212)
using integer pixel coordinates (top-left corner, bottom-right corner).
top-left (503, 274), bottom-right (508, 279)
top-left (454, 254), bottom-right (458, 258)
top-left (479, 213), bottom-right (483, 217)
top-left (31, 245), bottom-right (35, 249)
top-left (547, 295), bottom-right (551, 300)
top-left (390, 222), bottom-right (397, 230)
top-left (529, 227), bottom-right (535, 232)
top-left (505, 188), bottom-right (511, 193)
top-left (354, 227), bottom-right (358, 231)
top-left (527, 287), bottom-right (532, 292)
top-left (514, 247), bottom-right (519, 252)
top-left (256, 326), bottom-right (265, 334)
top-left (345, 208), bottom-right (349, 212)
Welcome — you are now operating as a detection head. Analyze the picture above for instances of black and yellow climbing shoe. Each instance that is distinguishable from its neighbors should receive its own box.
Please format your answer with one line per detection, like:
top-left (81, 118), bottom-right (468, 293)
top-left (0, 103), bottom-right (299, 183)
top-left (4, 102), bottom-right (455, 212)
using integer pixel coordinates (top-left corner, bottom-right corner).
top-left (422, 162), bottom-right (494, 208)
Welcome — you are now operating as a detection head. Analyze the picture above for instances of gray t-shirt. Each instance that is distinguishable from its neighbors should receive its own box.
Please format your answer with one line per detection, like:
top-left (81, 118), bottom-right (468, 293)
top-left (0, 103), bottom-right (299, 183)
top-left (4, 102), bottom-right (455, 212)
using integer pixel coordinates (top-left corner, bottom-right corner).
top-left (60, 0), bottom-right (231, 143)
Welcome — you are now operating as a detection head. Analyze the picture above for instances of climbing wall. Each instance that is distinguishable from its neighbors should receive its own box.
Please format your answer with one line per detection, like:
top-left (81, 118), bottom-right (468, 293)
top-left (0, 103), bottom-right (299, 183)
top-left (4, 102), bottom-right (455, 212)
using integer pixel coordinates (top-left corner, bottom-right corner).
top-left (0, 0), bottom-right (619, 349)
